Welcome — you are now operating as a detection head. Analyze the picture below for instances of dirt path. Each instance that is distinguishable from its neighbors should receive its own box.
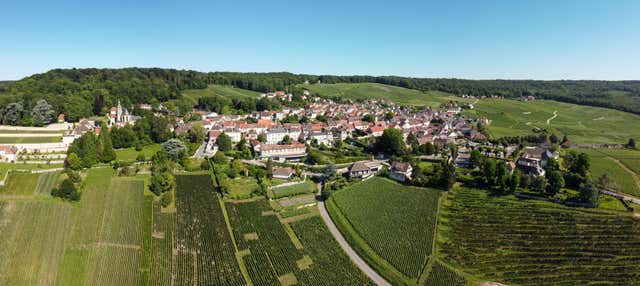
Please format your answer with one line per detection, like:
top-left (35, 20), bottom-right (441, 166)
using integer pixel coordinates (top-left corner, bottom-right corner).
top-left (546, 110), bottom-right (558, 125)
top-left (316, 182), bottom-right (391, 286)
top-left (608, 157), bottom-right (640, 191)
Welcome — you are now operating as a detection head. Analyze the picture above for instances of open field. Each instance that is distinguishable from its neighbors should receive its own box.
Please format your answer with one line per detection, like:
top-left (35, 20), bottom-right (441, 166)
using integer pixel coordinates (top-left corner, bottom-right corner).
top-left (225, 199), bottom-right (372, 285)
top-left (174, 174), bottom-right (245, 285)
top-left (271, 180), bottom-right (317, 199)
top-left (1, 172), bottom-right (41, 195)
top-left (464, 98), bottom-right (640, 144)
top-left (574, 149), bottom-right (640, 196)
top-left (115, 144), bottom-right (161, 162)
top-left (0, 136), bottom-right (61, 143)
top-left (594, 148), bottom-right (640, 175)
top-left (438, 187), bottom-right (640, 285)
top-left (327, 177), bottom-right (441, 285)
top-left (182, 84), bottom-right (261, 103)
top-left (226, 176), bottom-right (261, 199)
top-left (300, 83), bottom-right (468, 107)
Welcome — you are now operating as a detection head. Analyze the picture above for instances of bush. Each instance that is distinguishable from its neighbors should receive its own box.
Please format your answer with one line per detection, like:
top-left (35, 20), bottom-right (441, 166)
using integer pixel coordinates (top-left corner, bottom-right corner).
top-left (52, 178), bottom-right (80, 201)
top-left (136, 154), bottom-right (146, 162)
top-left (161, 191), bottom-right (174, 207)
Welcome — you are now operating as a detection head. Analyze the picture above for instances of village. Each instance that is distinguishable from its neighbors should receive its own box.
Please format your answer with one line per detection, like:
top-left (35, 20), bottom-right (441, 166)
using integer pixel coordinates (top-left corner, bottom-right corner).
top-left (0, 89), bottom-right (569, 193)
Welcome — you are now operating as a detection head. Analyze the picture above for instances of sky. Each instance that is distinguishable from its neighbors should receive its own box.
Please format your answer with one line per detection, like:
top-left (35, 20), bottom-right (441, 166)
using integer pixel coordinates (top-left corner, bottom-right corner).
top-left (1, 0), bottom-right (639, 80)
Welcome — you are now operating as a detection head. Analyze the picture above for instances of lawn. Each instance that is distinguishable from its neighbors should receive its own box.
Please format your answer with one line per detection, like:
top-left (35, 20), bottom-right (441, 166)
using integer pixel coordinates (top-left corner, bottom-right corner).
top-left (464, 98), bottom-right (640, 144)
top-left (225, 200), bottom-right (373, 285)
top-left (0, 136), bottom-right (61, 143)
top-left (271, 180), bottom-right (317, 199)
top-left (115, 144), bottom-right (161, 162)
top-left (300, 82), bottom-right (469, 107)
top-left (226, 176), bottom-right (261, 199)
top-left (182, 84), bottom-right (261, 104)
top-left (438, 187), bottom-right (640, 285)
top-left (327, 177), bottom-right (441, 285)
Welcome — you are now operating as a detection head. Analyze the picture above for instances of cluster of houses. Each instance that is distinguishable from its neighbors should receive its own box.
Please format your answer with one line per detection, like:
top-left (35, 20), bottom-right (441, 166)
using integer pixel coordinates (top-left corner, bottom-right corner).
top-left (183, 98), bottom-right (491, 162)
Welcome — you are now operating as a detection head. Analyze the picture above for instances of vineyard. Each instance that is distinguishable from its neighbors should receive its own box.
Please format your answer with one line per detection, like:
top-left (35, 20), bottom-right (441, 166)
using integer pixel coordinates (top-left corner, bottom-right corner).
top-left (225, 199), bottom-right (372, 285)
top-left (422, 261), bottom-right (467, 286)
top-left (0, 200), bottom-right (73, 285)
top-left (174, 174), bottom-right (245, 285)
top-left (438, 187), bottom-right (640, 285)
top-left (327, 177), bottom-right (441, 283)
top-left (575, 148), bottom-right (640, 196)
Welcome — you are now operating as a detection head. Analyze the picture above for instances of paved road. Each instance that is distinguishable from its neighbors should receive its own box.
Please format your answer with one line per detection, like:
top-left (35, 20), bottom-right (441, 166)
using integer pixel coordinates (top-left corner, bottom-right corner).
top-left (601, 189), bottom-right (640, 205)
top-left (316, 182), bottom-right (392, 286)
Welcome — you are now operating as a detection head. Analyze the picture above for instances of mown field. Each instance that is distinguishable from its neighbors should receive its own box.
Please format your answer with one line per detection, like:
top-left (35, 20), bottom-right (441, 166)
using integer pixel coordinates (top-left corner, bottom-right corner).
top-left (114, 144), bottom-right (161, 162)
top-left (574, 148), bottom-right (640, 196)
top-left (300, 82), bottom-right (467, 107)
top-left (326, 177), bottom-right (441, 285)
top-left (438, 187), bottom-right (640, 285)
top-left (465, 98), bottom-right (640, 144)
top-left (225, 199), bottom-right (373, 285)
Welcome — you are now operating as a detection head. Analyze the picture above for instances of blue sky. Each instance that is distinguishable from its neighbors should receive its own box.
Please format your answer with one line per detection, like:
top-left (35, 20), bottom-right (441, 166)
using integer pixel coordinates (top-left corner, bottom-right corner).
top-left (1, 0), bottom-right (638, 80)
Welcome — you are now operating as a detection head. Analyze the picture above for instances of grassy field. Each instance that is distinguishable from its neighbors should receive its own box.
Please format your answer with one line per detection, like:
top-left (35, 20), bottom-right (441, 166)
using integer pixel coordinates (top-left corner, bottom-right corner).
top-left (465, 98), bottom-right (640, 144)
top-left (271, 180), bottom-right (317, 199)
top-left (0, 136), bottom-right (61, 143)
top-left (115, 144), bottom-right (161, 162)
top-left (595, 148), bottom-right (640, 175)
top-left (300, 82), bottom-right (468, 107)
top-left (182, 84), bottom-right (261, 104)
top-left (327, 177), bottom-right (441, 285)
top-left (225, 199), bottom-right (373, 285)
top-left (1, 172), bottom-right (41, 195)
top-left (226, 176), bottom-right (261, 199)
top-left (438, 187), bottom-right (640, 285)
top-left (573, 149), bottom-right (640, 196)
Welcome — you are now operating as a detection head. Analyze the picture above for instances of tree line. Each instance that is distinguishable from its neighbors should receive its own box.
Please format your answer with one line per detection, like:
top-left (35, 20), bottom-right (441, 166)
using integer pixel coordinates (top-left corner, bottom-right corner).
top-left (1, 68), bottom-right (639, 126)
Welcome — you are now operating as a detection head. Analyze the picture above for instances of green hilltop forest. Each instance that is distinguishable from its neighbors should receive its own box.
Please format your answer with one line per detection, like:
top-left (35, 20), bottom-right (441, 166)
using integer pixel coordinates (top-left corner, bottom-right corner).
top-left (0, 68), bottom-right (639, 125)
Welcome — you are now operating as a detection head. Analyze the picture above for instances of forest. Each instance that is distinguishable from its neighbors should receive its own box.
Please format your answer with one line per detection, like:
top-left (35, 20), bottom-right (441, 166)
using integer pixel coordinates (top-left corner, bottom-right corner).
top-left (0, 68), bottom-right (638, 126)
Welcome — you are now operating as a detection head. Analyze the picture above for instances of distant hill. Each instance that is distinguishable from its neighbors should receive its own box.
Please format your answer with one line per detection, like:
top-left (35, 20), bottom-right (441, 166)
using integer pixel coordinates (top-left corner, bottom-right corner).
top-left (299, 82), bottom-right (466, 107)
top-left (1, 68), bottom-right (639, 124)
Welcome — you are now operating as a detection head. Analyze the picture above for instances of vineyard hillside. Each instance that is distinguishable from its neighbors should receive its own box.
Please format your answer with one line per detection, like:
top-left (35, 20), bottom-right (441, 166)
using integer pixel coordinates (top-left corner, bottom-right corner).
top-left (326, 176), bottom-right (441, 285)
top-left (225, 199), bottom-right (373, 285)
top-left (438, 187), bottom-right (640, 285)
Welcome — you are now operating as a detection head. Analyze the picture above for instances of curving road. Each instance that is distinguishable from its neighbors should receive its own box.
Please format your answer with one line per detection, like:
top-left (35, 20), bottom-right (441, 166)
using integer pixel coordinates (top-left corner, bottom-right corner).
top-left (316, 182), bottom-right (392, 286)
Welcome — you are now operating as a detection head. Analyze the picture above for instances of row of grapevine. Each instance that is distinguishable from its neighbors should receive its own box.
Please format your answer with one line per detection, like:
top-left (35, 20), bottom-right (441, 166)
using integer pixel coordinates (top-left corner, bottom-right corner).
top-left (225, 200), bottom-right (374, 286)
top-left (225, 200), bottom-right (302, 284)
top-left (289, 216), bottom-right (375, 285)
top-left (174, 174), bottom-right (245, 286)
top-left (423, 261), bottom-right (467, 286)
top-left (438, 187), bottom-right (640, 285)
top-left (152, 201), bottom-right (175, 286)
top-left (330, 177), bottom-right (440, 278)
